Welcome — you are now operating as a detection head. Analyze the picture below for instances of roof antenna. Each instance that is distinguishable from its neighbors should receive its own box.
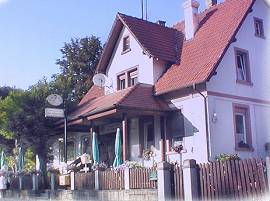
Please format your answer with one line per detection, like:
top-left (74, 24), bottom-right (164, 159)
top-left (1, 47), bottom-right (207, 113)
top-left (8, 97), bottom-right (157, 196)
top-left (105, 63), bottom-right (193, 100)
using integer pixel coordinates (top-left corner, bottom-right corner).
top-left (145, 0), bottom-right (148, 21)
top-left (141, 0), bottom-right (144, 19)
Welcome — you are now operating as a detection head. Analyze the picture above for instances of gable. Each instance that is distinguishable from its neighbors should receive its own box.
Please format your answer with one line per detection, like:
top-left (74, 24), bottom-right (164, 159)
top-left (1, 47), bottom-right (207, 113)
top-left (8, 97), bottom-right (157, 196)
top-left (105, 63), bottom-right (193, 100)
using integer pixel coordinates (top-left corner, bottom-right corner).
top-left (154, 0), bottom-right (256, 95)
top-left (207, 0), bottom-right (270, 100)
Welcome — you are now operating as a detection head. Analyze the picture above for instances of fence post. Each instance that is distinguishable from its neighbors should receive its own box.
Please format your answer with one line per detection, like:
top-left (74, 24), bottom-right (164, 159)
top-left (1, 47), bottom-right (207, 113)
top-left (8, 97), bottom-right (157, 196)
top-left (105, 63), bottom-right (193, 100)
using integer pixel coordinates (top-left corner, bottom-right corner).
top-left (19, 174), bottom-right (23, 190)
top-left (266, 157), bottom-right (270, 192)
top-left (32, 173), bottom-right (38, 190)
top-left (50, 172), bottom-right (56, 190)
top-left (183, 159), bottom-right (199, 201)
top-left (70, 172), bottom-right (75, 190)
top-left (157, 162), bottom-right (172, 201)
top-left (124, 167), bottom-right (130, 190)
top-left (95, 169), bottom-right (100, 190)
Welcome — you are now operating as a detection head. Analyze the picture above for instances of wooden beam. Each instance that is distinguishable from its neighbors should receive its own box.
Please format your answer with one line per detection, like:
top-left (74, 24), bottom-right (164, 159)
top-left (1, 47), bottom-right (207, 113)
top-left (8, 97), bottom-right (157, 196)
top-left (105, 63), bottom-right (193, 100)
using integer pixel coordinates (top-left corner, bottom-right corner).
top-left (122, 114), bottom-right (128, 161)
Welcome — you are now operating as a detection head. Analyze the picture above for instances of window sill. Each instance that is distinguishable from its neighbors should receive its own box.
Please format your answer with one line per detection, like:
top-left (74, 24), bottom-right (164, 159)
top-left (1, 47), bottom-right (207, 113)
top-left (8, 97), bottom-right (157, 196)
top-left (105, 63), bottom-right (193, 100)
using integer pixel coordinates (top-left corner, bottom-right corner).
top-left (236, 80), bottom-right (253, 86)
top-left (121, 48), bottom-right (131, 55)
top-left (235, 146), bottom-right (254, 152)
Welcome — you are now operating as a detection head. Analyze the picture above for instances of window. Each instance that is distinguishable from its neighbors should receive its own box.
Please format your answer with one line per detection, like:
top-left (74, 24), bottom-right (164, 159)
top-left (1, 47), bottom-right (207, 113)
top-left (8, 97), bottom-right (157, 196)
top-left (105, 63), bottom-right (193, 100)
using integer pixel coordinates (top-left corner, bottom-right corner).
top-left (233, 105), bottom-right (253, 151)
top-left (254, 17), bottom-right (265, 38)
top-left (122, 36), bottom-right (130, 53)
top-left (128, 69), bottom-right (138, 87)
top-left (117, 67), bottom-right (138, 90)
top-left (235, 48), bottom-right (251, 84)
top-left (117, 74), bottom-right (126, 90)
top-left (59, 140), bottom-right (75, 162)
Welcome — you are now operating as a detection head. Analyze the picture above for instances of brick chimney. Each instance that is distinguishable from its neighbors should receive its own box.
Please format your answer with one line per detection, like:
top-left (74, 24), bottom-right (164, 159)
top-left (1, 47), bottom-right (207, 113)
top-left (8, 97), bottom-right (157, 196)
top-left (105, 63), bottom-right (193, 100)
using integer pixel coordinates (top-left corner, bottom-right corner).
top-left (205, 0), bottom-right (217, 8)
top-left (183, 0), bottom-right (200, 40)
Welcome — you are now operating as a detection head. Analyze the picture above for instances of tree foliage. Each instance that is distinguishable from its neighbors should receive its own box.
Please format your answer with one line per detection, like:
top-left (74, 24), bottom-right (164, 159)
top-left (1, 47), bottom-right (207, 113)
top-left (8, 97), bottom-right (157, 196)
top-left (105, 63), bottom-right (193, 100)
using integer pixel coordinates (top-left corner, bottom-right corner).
top-left (54, 36), bottom-right (103, 107)
top-left (0, 35), bottom-right (103, 176)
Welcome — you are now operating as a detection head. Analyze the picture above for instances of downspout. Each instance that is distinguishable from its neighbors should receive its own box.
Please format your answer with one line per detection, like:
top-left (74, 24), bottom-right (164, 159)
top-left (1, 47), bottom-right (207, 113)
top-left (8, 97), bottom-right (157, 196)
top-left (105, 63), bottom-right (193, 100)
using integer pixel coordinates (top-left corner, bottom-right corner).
top-left (193, 83), bottom-right (211, 162)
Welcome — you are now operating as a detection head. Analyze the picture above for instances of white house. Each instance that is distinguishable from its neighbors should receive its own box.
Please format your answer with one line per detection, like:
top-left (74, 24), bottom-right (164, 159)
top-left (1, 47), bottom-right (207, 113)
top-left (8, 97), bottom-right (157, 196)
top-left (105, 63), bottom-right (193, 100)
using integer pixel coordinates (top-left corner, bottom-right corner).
top-left (48, 0), bottom-right (270, 169)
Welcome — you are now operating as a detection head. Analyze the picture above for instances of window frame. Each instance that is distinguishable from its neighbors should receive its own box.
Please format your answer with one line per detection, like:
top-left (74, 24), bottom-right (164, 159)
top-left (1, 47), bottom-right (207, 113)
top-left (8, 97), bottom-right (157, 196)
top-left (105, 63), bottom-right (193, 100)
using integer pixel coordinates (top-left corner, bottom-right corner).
top-left (253, 17), bottom-right (265, 39)
top-left (117, 66), bottom-right (139, 90)
top-left (122, 35), bottom-right (131, 54)
top-left (232, 104), bottom-right (253, 152)
top-left (234, 47), bottom-right (252, 86)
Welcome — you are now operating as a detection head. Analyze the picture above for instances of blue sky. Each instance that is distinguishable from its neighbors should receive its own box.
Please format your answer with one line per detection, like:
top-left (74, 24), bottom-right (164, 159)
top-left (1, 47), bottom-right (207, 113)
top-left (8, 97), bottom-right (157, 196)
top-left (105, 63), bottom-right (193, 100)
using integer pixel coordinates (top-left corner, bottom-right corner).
top-left (0, 0), bottom-right (208, 89)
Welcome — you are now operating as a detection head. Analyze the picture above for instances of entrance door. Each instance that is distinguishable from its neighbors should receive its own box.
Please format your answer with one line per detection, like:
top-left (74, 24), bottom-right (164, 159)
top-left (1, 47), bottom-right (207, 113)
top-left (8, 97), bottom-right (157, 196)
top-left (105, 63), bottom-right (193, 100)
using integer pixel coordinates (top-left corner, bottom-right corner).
top-left (144, 122), bottom-right (155, 149)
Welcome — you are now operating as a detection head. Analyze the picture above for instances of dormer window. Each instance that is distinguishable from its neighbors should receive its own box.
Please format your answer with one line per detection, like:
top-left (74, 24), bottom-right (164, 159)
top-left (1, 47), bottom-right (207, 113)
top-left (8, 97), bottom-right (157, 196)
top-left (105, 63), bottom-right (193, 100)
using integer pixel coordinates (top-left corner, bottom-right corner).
top-left (234, 47), bottom-right (252, 85)
top-left (122, 36), bottom-right (131, 53)
top-left (128, 69), bottom-right (138, 87)
top-left (117, 73), bottom-right (126, 90)
top-left (254, 17), bottom-right (265, 38)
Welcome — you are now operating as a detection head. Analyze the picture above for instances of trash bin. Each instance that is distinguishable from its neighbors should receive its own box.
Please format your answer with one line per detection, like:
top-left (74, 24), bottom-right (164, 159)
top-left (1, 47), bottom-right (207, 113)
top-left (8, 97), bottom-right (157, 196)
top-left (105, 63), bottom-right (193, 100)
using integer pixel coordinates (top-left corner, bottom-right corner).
top-left (0, 171), bottom-right (7, 198)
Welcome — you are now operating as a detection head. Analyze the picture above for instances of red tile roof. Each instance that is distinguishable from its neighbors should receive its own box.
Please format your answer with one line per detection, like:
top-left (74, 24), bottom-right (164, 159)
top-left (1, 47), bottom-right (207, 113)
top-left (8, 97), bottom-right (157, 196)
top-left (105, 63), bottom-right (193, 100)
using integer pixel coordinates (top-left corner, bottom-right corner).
top-left (78, 85), bottom-right (104, 106)
top-left (118, 13), bottom-right (181, 63)
top-left (68, 84), bottom-right (170, 122)
top-left (155, 0), bottom-right (255, 95)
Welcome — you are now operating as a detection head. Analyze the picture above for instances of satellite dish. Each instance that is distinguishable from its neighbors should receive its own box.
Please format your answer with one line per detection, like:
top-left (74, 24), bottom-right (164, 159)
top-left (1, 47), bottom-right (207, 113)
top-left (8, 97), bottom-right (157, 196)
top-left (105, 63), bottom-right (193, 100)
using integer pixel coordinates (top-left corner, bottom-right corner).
top-left (46, 94), bottom-right (63, 106)
top-left (93, 73), bottom-right (107, 87)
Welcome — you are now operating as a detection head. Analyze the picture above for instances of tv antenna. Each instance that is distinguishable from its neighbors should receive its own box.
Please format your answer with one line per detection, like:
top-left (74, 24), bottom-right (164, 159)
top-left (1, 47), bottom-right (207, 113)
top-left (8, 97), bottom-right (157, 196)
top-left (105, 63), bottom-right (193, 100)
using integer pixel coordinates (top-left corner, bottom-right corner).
top-left (141, 0), bottom-right (148, 20)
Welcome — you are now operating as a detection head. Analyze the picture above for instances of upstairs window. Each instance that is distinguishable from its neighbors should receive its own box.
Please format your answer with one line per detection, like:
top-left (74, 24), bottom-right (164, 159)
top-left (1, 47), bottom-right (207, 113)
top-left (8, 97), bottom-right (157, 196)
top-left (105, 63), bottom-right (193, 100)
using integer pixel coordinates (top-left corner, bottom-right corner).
top-left (254, 17), bottom-right (265, 38)
top-left (117, 73), bottom-right (126, 90)
top-left (233, 105), bottom-right (253, 151)
top-left (122, 36), bottom-right (131, 53)
top-left (128, 69), bottom-right (138, 87)
top-left (235, 48), bottom-right (251, 84)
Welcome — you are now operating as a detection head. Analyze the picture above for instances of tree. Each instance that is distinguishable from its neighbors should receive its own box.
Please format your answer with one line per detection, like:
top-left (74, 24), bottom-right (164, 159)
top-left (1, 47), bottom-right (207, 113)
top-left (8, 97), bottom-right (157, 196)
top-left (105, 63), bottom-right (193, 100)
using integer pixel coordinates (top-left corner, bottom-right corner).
top-left (0, 86), bottom-right (15, 99)
top-left (0, 79), bottom-right (54, 185)
top-left (54, 36), bottom-right (103, 108)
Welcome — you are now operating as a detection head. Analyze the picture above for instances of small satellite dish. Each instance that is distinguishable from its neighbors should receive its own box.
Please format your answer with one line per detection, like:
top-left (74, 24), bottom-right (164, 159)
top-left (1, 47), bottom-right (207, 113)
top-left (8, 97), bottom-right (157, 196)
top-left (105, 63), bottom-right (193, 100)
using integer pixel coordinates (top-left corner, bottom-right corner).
top-left (93, 73), bottom-right (107, 87)
top-left (46, 94), bottom-right (63, 106)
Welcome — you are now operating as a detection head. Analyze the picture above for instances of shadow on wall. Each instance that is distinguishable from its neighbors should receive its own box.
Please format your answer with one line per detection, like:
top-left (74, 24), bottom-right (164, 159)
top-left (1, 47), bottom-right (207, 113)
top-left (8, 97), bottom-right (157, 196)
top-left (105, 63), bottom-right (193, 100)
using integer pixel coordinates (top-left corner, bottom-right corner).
top-left (167, 111), bottom-right (199, 140)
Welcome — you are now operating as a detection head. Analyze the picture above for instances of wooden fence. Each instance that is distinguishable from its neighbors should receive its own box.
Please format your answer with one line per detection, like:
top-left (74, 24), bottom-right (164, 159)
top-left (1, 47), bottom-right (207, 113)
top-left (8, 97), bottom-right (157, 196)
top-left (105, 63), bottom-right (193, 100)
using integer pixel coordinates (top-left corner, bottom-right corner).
top-left (99, 170), bottom-right (124, 190)
top-left (75, 172), bottom-right (95, 190)
top-left (9, 174), bottom-right (32, 190)
top-left (198, 158), bottom-right (267, 200)
top-left (129, 168), bottom-right (157, 189)
top-left (173, 165), bottom-right (184, 201)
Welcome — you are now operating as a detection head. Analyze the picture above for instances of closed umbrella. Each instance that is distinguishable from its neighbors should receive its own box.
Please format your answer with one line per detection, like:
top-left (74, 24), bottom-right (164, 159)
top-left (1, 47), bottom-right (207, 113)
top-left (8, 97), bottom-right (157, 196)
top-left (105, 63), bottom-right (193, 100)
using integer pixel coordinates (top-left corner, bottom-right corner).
top-left (92, 132), bottom-right (99, 166)
top-left (17, 147), bottom-right (25, 173)
top-left (113, 128), bottom-right (123, 168)
top-left (0, 151), bottom-right (7, 171)
top-left (36, 154), bottom-right (40, 172)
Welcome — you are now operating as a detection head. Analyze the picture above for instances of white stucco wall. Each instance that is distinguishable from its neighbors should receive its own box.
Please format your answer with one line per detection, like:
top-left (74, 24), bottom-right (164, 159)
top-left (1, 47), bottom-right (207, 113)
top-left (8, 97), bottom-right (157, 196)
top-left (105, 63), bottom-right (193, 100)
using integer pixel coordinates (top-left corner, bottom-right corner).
top-left (206, 0), bottom-right (270, 159)
top-left (207, 0), bottom-right (270, 100)
top-left (106, 26), bottom-right (168, 91)
top-left (208, 96), bottom-right (270, 159)
top-left (169, 94), bottom-right (209, 163)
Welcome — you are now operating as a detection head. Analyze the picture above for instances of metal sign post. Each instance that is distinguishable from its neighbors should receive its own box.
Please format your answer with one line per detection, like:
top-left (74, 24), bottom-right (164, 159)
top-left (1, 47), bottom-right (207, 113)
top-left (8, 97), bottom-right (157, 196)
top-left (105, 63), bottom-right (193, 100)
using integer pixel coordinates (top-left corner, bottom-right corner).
top-left (45, 94), bottom-right (68, 164)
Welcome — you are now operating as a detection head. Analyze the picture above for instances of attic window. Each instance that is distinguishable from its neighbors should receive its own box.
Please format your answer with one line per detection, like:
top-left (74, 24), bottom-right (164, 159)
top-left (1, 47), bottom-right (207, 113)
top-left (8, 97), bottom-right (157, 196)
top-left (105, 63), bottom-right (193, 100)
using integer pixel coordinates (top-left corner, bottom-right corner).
top-left (254, 17), bottom-right (265, 38)
top-left (122, 36), bottom-right (131, 53)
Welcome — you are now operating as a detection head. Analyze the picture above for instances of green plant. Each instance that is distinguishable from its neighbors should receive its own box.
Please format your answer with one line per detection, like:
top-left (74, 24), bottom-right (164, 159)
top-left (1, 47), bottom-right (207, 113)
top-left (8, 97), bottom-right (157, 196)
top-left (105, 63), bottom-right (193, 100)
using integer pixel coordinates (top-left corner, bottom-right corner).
top-left (143, 149), bottom-right (154, 160)
top-left (215, 154), bottom-right (241, 162)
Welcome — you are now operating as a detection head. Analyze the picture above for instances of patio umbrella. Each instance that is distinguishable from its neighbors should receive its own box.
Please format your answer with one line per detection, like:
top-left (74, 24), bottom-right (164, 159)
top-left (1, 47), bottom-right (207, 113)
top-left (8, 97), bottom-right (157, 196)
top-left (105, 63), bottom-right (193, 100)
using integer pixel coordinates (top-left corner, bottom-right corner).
top-left (113, 128), bottom-right (123, 168)
top-left (0, 150), bottom-right (7, 171)
top-left (17, 147), bottom-right (25, 173)
top-left (92, 132), bottom-right (100, 166)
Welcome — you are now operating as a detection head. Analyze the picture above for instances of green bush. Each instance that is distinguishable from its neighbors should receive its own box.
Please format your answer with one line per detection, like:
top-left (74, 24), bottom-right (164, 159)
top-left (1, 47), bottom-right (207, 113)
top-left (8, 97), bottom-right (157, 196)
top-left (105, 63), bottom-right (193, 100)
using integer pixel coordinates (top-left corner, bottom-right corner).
top-left (215, 154), bottom-right (241, 162)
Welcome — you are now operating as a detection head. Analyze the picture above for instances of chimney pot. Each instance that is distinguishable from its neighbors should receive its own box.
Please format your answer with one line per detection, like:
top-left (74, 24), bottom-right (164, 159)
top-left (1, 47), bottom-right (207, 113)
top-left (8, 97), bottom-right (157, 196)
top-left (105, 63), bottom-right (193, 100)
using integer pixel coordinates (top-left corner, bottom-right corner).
top-left (156, 20), bottom-right (166, 26)
top-left (205, 0), bottom-right (217, 8)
